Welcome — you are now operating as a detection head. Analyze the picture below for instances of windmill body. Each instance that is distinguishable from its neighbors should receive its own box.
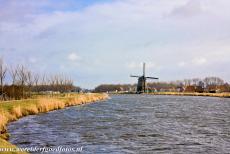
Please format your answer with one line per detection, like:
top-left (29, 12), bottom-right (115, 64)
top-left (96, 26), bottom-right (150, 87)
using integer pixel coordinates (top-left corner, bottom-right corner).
top-left (131, 63), bottom-right (158, 93)
top-left (137, 76), bottom-right (146, 93)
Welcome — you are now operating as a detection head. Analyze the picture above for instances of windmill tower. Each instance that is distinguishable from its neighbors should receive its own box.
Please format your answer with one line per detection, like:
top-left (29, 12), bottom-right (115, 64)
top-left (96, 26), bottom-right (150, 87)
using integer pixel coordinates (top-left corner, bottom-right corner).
top-left (130, 63), bottom-right (159, 93)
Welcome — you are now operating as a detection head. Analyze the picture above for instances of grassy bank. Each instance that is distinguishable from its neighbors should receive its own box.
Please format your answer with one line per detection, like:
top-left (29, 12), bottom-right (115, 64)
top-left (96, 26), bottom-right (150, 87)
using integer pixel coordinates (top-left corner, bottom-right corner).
top-left (0, 93), bottom-right (108, 154)
top-left (149, 92), bottom-right (230, 98)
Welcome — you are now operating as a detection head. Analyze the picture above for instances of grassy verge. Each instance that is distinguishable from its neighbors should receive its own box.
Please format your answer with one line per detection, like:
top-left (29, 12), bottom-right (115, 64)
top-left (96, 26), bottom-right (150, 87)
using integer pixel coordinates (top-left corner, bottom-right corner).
top-left (149, 92), bottom-right (230, 98)
top-left (0, 93), bottom-right (108, 154)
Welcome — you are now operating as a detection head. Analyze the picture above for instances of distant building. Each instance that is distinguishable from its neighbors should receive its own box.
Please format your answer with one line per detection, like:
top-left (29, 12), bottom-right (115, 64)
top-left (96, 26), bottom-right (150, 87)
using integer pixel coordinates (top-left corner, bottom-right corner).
top-left (184, 86), bottom-right (196, 92)
top-left (176, 86), bottom-right (185, 92)
top-left (195, 86), bottom-right (204, 93)
top-left (206, 84), bottom-right (229, 93)
top-left (206, 85), bottom-right (217, 93)
top-left (218, 84), bottom-right (230, 92)
top-left (184, 86), bottom-right (204, 93)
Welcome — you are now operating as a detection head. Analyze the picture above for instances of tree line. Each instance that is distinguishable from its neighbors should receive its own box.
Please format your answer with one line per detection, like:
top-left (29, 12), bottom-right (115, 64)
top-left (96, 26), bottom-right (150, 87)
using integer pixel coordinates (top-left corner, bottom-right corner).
top-left (94, 84), bottom-right (135, 93)
top-left (94, 77), bottom-right (229, 93)
top-left (0, 58), bottom-right (79, 100)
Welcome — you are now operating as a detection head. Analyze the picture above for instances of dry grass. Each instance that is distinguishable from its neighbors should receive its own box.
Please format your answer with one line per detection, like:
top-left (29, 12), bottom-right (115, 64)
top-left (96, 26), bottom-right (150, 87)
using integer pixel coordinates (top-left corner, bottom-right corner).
top-left (0, 110), bottom-right (8, 134)
top-left (0, 138), bottom-right (27, 154)
top-left (0, 93), bottom-right (108, 154)
top-left (150, 92), bottom-right (230, 98)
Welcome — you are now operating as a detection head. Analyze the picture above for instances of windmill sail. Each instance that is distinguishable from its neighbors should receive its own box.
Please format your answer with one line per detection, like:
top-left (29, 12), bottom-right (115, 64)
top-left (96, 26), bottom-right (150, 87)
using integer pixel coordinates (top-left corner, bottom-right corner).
top-left (143, 62), bottom-right (145, 76)
top-left (130, 62), bottom-right (158, 93)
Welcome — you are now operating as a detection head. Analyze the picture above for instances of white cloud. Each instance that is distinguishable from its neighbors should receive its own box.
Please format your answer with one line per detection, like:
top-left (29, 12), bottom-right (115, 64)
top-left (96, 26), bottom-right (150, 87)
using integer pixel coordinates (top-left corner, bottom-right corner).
top-left (67, 52), bottom-right (81, 61)
top-left (1, 0), bottom-right (230, 87)
top-left (126, 62), bottom-right (157, 69)
top-left (178, 61), bottom-right (186, 67)
top-left (192, 57), bottom-right (207, 65)
top-left (127, 62), bottom-right (140, 69)
top-left (170, 0), bottom-right (203, 17)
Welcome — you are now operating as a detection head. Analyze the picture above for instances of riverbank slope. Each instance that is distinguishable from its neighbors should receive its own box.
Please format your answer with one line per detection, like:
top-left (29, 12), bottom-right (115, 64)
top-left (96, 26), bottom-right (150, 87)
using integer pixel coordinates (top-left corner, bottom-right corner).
top-left (0, 93), bottom-right (108, 154)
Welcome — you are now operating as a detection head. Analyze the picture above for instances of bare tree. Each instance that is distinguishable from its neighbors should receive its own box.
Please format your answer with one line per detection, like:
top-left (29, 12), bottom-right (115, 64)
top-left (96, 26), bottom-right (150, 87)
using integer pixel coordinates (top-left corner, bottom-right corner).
top-left (26, 70), bottom-right (34, 98)
top-left (0, 58), bottom-right (79, 100)
top-left (9, 65), bottom-right (18, 99)
top-left (0, 58), bottom-right (7, 100)
top-left (174, 80), bottom-right (184, 87)
top-left (192, 78), bottom-right (200, 86)
top-left (184, 79), bottom-right (192, 86)
top-left (41, 73), bottom-right (46, 85)
top-left (33, 73), bottom-right (39, 92)
top-left (9, 66), bottom-right (18, 85)
top-left (203, 77), bottom-right (224, 87)
top-left (18, 65), bottom-right (28, 98)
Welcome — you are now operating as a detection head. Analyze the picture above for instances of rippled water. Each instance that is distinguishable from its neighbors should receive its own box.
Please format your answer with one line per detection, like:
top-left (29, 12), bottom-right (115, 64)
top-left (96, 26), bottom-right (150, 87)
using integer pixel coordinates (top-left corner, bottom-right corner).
top-left (8, 95), bottom-right (230, 153)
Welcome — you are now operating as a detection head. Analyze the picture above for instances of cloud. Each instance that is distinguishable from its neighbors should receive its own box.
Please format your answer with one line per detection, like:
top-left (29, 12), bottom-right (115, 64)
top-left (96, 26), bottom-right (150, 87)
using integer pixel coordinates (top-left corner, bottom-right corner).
top-left (192, 57), bottom-right (207, 65)
top-left (170, 0), bottom-right (203, 17)
top-left (1, 0), bottom-right (230, 88)
top-left (178, 61), bottom-right (186, 67)
top-left (126, 62), bottom-right (157, 69)
top-left (0, 0), bottom-right (50, 22)
top-left (67, 52), bottom-right (81, 61)
top-left (127, 62), bottom-right (142, 69)
top-left (178, 57), bottom-right (208, 67)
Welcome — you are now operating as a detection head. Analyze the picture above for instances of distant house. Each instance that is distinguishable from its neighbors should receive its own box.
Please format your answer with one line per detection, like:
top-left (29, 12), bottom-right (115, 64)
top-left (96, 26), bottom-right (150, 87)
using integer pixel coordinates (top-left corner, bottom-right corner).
top-left (218, 84), bottom-right (230, 92)
top-left (176, 86), bottom-right (185, 92)
top-left (184, 86), bottom-right (196, 92)
top-left (206, 85), bottom-right (218, 93)
top-left (146, 87), bottom-right (157, 92)
top-left (184, 86), bottom-right (204, 93)
top-left (206, 84), bottom-right (230, 93)
top-left (195, 86), bottom-right (204, 93)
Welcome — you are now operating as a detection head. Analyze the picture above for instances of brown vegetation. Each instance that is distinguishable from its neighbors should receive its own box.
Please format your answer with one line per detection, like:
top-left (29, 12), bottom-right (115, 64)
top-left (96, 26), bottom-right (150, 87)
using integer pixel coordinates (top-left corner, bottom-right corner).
top-left (0, 93), bottom-right (108, 153)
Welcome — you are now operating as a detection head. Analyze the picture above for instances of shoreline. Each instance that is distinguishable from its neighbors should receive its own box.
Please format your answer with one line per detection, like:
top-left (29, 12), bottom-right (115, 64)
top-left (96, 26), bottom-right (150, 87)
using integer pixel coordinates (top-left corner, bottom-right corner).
top-left (148, 92), bottom-right (230, 98)
top-left (0, 93), bottom-right (108, 154)
top-left (110, 92), bottom-right (230, 98)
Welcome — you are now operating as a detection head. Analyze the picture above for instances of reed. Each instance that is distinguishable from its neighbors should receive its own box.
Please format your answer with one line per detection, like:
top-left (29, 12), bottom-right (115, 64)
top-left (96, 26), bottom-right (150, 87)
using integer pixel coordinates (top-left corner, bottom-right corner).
top-left (0, 93), bottom-right (108, 154)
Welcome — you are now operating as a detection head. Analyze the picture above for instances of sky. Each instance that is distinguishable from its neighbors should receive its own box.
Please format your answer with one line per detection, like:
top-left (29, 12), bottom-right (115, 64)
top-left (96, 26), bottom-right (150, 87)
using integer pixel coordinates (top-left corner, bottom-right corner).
top-left (0, 0), bottom-right (230, 89)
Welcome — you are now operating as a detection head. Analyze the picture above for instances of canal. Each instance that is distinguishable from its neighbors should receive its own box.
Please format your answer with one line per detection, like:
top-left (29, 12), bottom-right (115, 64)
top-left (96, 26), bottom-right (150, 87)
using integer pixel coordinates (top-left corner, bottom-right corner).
top-left (8, 95), bottom-right (230, 153)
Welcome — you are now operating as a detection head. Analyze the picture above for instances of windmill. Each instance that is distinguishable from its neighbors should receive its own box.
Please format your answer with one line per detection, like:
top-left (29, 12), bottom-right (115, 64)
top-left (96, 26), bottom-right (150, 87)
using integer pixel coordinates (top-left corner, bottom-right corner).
top-left (130, 63), bottom-right (159, 93)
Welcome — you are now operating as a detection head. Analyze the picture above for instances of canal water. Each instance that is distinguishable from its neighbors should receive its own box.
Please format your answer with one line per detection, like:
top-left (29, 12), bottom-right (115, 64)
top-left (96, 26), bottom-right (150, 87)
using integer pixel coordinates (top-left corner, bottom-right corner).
top-left (8, 95), bottom-right (230, 153)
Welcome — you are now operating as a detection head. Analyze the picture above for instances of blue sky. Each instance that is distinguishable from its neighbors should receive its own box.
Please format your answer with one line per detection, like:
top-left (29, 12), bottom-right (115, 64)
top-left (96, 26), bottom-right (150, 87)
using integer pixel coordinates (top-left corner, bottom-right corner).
top-left (1, 0), bottom-right (230, 88)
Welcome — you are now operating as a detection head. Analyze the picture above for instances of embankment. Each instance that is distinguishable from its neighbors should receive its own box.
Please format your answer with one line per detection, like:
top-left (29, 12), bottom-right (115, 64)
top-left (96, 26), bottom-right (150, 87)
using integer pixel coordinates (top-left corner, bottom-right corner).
top-left (0, 93), bottom-right (108, 154)
top-left (149, 92), bottom-right (230, 98)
